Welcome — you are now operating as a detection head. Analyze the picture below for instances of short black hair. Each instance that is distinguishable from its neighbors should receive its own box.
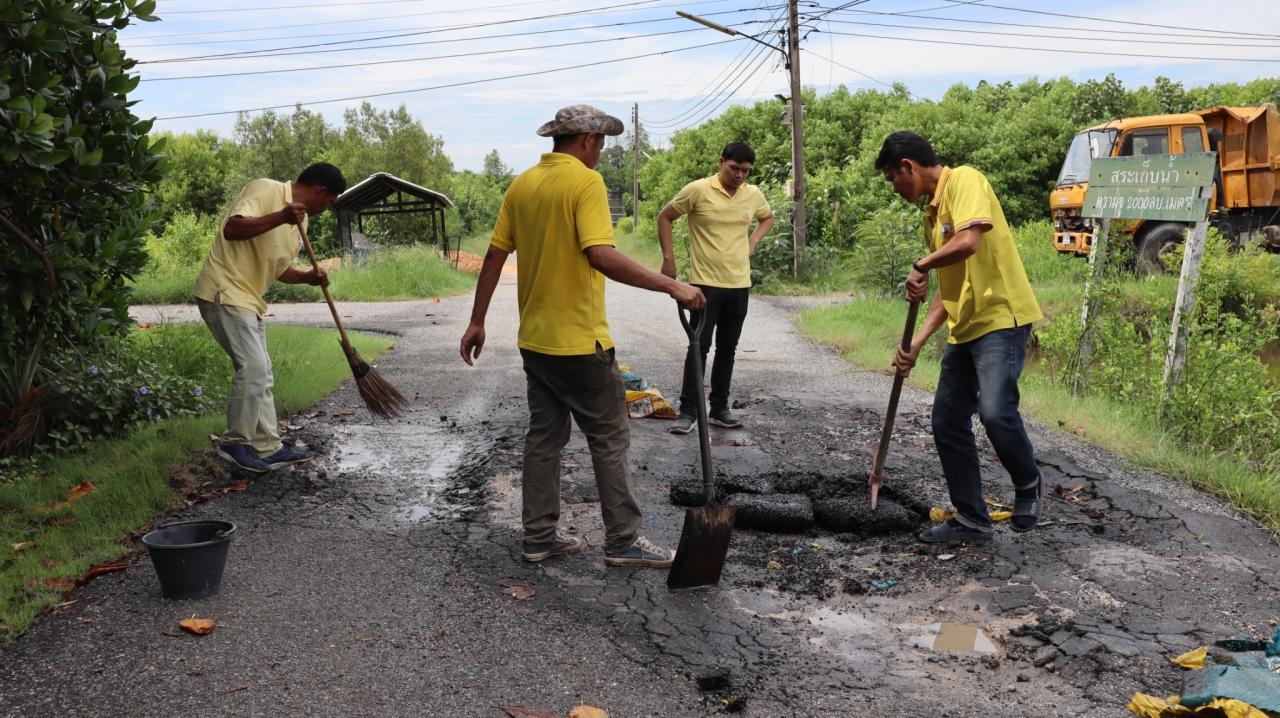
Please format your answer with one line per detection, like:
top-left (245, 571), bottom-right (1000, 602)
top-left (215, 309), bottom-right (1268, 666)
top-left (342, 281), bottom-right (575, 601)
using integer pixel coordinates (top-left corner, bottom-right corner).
top-left (874, 131), bottom-right (939, 171)
top-left (552, 133), bottom-right (586, 151)
top-left (296, 162), bottom-right (347, 195)
top-left (721, 141), bottom-right (755, 164)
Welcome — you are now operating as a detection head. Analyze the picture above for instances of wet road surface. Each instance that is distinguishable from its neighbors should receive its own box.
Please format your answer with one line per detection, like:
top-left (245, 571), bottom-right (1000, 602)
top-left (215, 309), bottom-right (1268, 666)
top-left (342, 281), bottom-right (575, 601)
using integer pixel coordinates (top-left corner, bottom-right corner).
top-left (3, 271), bottom-right (1279, 717)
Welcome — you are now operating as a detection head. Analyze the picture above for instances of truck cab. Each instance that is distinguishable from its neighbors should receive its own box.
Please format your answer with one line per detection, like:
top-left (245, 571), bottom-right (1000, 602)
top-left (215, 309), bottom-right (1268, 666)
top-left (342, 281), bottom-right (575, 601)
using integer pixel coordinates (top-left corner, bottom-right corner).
top-left (1050, 113), bottom-right (1209, 261)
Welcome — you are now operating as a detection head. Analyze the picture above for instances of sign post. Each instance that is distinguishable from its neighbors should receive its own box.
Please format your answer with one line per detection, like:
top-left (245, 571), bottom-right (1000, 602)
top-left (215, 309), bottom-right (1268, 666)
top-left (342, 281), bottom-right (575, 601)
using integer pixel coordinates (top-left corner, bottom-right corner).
top-left (1072, 152), bottom-right (1215, 396)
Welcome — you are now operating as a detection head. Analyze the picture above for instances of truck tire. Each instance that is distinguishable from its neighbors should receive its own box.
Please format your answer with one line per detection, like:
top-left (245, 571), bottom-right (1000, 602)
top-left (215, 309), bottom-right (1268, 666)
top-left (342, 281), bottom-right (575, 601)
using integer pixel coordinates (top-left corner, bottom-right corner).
top-left (1136, 223), bottom-right (1186, 275)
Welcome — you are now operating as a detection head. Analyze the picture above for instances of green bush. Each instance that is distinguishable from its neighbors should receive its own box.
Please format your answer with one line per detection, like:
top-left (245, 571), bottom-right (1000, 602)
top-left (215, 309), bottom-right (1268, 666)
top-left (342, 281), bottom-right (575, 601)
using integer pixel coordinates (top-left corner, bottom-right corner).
top-left (614, 216), bottom-right (633, 234)
top-left (144, 210), bottom-right (217, 270)
top-left (1, 0), bottom-right (164, 371)
top-left (852, 205), bottom-right (922, 297)
top-left (1015, 220), bottom-right (1089, 285)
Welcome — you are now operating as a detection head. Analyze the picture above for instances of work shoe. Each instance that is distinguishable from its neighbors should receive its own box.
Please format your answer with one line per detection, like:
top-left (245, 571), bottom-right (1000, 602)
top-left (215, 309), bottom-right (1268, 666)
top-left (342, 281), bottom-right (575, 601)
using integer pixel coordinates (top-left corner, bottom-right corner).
top-left (522, 534), bottom-right (585, 562)
top-left (216, 443), bottom-right (271, 474)
top-left (1011, 475), bottom-right (1044, 533)
top-left (708, 408), bottom-right (743, 428)
top-left (918, 518), bottom-right (993, 544)
top-left (265, 445), bottom-right (317, 469)
top-left (604, 536), bottom-right (674, 567)
top-left (668, 415), bottom-right (695, 434)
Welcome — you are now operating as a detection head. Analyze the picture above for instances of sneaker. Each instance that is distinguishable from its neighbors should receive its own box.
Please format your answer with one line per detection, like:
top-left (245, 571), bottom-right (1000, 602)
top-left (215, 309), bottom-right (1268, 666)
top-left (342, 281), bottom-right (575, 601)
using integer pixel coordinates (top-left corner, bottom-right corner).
top-left (216, 443), bottom-right (271, 474)
top-left (668, 415), bottom-right (695, 435)
top-left (264, 445), bottom-right (316, 469)
top-left (604, 536), bottom-right (674, 567)
top-left (918, 518), bottom-right (993, 544)
top-left (708, 408), bottom-right (743, 428)
top-left (522, 534), bottom-right (585, 562)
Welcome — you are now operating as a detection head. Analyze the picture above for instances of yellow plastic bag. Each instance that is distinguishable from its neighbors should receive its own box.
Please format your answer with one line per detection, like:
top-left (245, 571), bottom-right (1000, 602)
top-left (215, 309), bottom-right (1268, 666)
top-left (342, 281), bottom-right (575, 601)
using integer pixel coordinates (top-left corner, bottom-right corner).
top-left (1129, 692), bottom-right (1271, 718)
top-left (1171, 646), bottom-right (1209, 670)
top-left (626, 388), bottom-right (678, 419)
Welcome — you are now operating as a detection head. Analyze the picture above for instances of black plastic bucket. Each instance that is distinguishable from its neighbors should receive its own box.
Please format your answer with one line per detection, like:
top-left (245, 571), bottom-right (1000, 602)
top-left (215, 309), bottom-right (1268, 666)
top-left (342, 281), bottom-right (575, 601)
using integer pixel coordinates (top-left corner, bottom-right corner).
top-left (141, 519), bottom-right (237, 600)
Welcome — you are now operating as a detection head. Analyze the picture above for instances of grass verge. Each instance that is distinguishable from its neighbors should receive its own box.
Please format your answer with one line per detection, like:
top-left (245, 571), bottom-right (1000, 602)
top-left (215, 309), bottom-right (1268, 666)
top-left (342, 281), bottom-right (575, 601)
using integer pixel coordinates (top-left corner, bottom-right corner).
top-left (0, 324), bottom-right (390, 640)
top-left (130, 245), bottom-right (476, 304)
top-left (797, 294), bottom-right (1280, 534)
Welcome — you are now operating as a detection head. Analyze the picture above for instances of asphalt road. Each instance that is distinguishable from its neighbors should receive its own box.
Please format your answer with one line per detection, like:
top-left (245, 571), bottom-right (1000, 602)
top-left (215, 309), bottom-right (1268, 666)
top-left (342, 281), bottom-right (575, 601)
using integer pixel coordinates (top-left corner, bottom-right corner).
top-left (3, 269), bottom-right (1277, 717)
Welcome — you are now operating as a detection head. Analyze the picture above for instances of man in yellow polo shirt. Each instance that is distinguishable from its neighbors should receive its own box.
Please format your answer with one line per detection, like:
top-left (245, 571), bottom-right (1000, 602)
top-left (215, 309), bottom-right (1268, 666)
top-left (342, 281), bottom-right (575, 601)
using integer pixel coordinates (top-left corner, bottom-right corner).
top-left (658, 141), bottom-right (774, 434)
top-left (460, 105), bottom-right (705, 568)
top-left (875, 131), bottom-right (1044, 544)
top-left (194, 162), bottom-right (346, 474)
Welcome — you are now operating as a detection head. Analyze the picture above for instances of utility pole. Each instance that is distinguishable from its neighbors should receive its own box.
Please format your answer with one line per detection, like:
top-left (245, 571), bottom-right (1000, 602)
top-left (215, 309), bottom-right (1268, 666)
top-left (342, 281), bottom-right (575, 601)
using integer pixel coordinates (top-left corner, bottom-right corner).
top-left (632, 102), bottom-right (640, 229)
top-left (786, 0), bottom-right (806, 278)
top-left (677, 2), bottom-right (807, 279)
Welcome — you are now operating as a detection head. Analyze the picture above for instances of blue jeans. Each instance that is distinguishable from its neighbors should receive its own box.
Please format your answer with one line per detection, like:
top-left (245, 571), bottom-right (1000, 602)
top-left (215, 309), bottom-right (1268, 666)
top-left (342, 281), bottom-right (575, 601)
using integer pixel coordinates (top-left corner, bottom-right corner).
top-left (932, 325), bottom-right (1039, 529)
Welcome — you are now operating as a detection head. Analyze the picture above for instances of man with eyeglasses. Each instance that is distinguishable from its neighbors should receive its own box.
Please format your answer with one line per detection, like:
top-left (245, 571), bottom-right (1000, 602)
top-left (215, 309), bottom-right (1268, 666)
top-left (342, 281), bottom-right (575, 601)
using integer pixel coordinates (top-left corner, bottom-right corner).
top-left (194, 162), bottom-right (346, 474)
top-left (659, 141), bottom-right (775, 434)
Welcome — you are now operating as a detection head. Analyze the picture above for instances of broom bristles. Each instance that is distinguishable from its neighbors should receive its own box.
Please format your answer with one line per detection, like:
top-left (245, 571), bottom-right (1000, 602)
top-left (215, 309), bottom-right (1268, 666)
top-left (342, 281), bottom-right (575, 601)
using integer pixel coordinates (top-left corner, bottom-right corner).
top-left (343, 343), bottom-right (408, 419)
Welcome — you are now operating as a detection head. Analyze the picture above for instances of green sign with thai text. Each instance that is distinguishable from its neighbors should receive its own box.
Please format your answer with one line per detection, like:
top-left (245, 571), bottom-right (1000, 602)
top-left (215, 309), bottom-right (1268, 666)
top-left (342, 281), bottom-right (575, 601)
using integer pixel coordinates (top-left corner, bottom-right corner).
top-left (1084, 153), bottom-right (1216, 222)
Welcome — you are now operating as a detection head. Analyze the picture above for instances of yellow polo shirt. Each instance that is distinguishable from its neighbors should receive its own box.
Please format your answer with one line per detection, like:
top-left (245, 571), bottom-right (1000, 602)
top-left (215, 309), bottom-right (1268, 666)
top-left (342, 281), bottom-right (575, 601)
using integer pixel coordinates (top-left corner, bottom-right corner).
top-left (193, 178), bottom-right (305, 317)
top-left (668, 175), bottom-right (772, 288)
top-left (925, 166), bottom-right (1042, 344)
top-left (491, 152), bottom-right (616, 356)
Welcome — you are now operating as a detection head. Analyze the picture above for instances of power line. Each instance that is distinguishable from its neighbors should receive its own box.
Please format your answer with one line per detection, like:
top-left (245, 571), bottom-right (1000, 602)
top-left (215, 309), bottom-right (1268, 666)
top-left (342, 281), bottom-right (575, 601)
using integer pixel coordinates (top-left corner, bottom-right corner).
top-left (801, 47), bottom-right (923, 99)
top-left (669, 49), bottom-right (779, 129)
top-left (160, 0), bottom-right (430, 14)
top-left (820, 29), bottom-right (1280, 63)
top-left (137, 0), bottom-right (767, 63)
top-left (644, 3), bottom-right (788, 124)
top-left (154, 38), bottom-right (737, 120)
top-left (128, 0), bottom-right (752, 43)
top-left (142, 27), bottom-right (706, 81)
top-left (814, 6), bottom-right (1280, 41)
top-left (812, 2), bottom-right (1280, 40)
top-left (813, 17), bottom-right (1280, 48)
top-left (953, 1), bottom-right (1280, 40)
top-left (645, 34), bottom-right (777, 126)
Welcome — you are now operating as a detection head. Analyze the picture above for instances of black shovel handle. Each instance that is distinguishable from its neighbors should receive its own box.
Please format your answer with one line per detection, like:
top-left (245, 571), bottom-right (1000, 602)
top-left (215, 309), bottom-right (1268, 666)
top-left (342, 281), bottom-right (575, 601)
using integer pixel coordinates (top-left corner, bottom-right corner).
top-left (677, 303), bottom-right (715, 507)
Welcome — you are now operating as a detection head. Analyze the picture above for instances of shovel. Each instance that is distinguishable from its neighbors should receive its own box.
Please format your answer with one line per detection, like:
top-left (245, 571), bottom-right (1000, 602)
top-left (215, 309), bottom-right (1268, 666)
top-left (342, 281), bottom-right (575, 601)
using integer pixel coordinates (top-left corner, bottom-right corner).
top-left (667, 303), bottom-right (734, 590)
top-left (869, 298), bottom-right (921, 511)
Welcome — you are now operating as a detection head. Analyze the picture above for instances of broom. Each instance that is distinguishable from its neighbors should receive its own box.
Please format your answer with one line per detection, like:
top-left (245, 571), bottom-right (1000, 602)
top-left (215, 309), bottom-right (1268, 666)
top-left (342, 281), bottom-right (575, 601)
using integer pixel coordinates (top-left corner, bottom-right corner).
top-left (296, 224), bottom-right (408, 420)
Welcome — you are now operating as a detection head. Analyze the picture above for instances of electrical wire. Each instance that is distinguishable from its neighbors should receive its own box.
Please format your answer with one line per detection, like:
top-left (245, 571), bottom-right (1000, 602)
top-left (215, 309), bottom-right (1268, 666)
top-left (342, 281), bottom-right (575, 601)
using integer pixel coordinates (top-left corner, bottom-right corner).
top-left (801, 47), bottom-right (923, 99)
top-left (154, 38), bottom-right (736, 120)
top-left (142, 27), bottom-right (706, 81)
top-left (820, 29), bottom-right (1280, 63)
top-left (645, 37), bottom-right (777, 127)
top-left (158, 0), bottom-right (537, 15)
top-left (809, 6), bottom-right (1280, 42)
top-left (814, 17), bottom-right (1280, 48)
top-left (950, 1), bottom-right (1280, 40)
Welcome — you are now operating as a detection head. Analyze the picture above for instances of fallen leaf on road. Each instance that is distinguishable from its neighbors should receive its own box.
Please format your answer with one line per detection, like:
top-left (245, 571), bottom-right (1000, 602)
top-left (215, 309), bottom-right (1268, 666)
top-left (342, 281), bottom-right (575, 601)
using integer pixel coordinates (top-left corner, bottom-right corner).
top-left (499, 580), bottom-right (537, 601)
top-left (938, 554), bottom-right (956, 561)
top-left (335, 409), bottom-right (354, 417)
top-left (766, 560), bottom-right (782, 570)
top-left (433, 296), bottom-right (440, 303)
top-left (990, 510), bottom-right (1012, 522)
top-left (10, 541), bottom-right (33, 552)
top-left (42, 481), bottom-right (95, 511)
top-left (281, 423), bottom-right (300, 432)
top-left (1170, 645), bottom-right (1208, 670)
top-left (80, 562), bottom-right (127, 583)
top-left (225, 684), bottom-right (249, 694)
top-left (225, 481), bottom-right (249, 492)
top-left (569, 706), bottom-right (609, 718)
top-left (179, 617), bottom-right (216, 635)
top-left (497, 707), bottom-right (557, 718)
top-left (929, 507), bottom-right (955, 524)
top-left (1073, 425), bottom-right (1086, 437)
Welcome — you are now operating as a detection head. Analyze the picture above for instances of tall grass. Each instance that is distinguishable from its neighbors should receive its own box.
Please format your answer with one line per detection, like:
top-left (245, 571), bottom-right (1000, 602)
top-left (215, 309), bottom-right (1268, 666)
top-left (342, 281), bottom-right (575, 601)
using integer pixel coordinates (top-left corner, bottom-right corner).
top-left (130, 245), bottom-right (476, 304)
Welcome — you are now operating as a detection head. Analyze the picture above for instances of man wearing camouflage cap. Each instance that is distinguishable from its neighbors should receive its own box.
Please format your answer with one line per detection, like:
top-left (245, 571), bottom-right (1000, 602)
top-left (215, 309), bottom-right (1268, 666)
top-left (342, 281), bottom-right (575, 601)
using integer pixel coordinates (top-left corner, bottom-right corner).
top-left (461, 105), bottom-right (706, 568)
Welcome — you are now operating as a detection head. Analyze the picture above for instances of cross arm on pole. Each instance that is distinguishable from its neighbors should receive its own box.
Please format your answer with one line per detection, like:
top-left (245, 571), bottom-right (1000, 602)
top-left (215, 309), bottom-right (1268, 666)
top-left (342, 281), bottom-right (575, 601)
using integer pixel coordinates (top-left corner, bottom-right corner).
top-left (676, 10), bottom-right (786, 55)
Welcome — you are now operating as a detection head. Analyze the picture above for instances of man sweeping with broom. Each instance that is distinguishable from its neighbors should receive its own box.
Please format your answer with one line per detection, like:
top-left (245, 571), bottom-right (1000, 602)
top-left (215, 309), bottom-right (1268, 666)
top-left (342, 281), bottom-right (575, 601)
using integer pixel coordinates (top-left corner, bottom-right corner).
top-left (460, 105), bottom-right (705, 567)
top-left (194, 162), bottom-right (347, 474)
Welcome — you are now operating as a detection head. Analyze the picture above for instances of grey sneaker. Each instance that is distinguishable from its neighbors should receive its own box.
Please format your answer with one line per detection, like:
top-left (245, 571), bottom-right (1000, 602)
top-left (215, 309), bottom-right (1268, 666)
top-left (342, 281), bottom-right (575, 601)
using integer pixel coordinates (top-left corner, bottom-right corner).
top-left (216, 443), bottom-right (271, 474)
top-left (668, 415), bottom-right (695, 434)
top-left (708, 408), bottom-right (743, 428)
top-left (604, 536), bottom-right (674, 567)
top-left (918, 518), bottom-right (993, 544)
top-left (522, 534), bottom-right (584, 562)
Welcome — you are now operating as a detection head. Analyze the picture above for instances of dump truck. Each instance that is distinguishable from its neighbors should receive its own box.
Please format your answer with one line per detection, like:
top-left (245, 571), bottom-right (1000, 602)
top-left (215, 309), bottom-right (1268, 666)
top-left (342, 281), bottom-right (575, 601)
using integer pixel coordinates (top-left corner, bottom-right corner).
top-left (1050, 103), bottom-right (1280, 270)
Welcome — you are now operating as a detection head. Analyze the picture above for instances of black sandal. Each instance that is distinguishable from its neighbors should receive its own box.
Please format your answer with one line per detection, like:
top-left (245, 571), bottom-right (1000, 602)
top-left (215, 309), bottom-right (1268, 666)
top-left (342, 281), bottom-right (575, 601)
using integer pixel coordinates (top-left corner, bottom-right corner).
top-left (1011, 476), bottom-right (1043, 533)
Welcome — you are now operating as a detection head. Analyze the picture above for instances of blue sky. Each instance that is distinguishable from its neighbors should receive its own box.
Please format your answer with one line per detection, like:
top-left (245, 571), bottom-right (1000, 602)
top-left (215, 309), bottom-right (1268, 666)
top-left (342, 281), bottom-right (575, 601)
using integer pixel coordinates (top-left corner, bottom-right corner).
top-left (122, 0), bottom-right (1280, 174)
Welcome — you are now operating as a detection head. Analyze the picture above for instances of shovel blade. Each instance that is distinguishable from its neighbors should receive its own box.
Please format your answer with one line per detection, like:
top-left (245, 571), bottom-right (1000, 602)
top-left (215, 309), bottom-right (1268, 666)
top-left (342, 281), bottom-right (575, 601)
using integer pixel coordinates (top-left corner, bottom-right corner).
top-left (869, 472), bottom-right (884, 511)
top-left (666, 504), bottom-right (735, 590)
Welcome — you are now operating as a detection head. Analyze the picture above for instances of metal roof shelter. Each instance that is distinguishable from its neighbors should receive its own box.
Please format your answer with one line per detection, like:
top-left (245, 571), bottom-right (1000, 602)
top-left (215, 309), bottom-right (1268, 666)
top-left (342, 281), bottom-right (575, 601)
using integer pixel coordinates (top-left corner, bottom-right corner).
top-left (332, 172), bottom-right (455, 256)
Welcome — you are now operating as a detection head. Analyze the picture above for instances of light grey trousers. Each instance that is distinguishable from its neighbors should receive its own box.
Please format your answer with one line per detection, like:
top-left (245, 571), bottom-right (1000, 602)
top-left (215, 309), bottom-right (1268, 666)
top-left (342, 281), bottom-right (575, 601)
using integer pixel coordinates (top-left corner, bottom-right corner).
top-left (198, 298), bottom-right (281, 457)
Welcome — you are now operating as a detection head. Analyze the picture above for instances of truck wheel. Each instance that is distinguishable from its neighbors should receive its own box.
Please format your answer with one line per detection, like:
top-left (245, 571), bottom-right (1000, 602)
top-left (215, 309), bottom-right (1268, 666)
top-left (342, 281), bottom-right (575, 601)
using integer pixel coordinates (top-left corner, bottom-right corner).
top-left (1136, 223), bottom-right (1186, 275)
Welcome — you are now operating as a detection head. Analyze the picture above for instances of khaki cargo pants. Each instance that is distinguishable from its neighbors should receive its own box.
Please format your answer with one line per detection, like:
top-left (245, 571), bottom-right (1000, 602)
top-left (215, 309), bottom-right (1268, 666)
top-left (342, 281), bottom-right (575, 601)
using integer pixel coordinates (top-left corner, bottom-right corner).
top-left (197, 298), bottom-right (282, 457)
top-left (520, 344), bottom-right (642, 553)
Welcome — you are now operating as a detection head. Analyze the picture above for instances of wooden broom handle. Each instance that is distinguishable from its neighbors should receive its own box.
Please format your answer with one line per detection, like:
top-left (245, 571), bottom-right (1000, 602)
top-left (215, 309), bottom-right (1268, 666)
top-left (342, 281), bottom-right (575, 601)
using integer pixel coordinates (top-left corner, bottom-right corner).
top-left (296, 224), bottom-right (352, 346)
